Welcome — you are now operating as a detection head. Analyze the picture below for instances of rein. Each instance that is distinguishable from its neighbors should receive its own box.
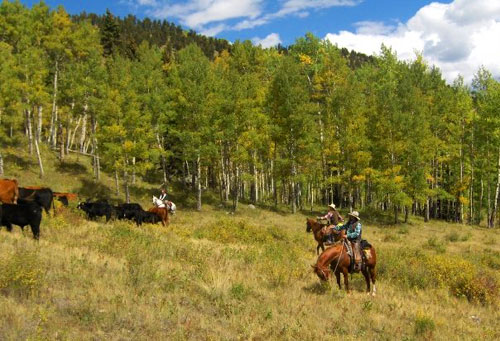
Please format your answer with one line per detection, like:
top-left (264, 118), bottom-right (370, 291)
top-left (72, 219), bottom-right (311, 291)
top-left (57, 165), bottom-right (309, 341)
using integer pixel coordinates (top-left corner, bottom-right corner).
top-left (317, 242), bottom-right (345, 280)
top-left (331, 242), bottom-right (345, 275)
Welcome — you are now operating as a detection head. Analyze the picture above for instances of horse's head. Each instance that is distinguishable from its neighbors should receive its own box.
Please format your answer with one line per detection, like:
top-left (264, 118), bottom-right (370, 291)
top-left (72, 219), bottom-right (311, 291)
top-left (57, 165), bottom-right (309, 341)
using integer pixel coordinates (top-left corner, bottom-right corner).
top-left (311, 264), bottom-right (330, 281)
top-left (306, 218), bottom-right (314, 233)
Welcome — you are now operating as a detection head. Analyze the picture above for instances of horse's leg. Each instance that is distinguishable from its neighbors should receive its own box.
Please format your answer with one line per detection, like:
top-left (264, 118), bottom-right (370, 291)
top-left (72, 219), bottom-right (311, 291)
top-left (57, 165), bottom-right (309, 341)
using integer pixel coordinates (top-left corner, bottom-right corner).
top-left (362, 268), bottom-right (371, 294)
top-left (316, 244), bottom-right (321, 255)
top-left (335, 271), bottom-right (341, 289)
top-left (342, 267), bottom-right (349, 293)
top-left (369, 265), bottom-right (377, 296)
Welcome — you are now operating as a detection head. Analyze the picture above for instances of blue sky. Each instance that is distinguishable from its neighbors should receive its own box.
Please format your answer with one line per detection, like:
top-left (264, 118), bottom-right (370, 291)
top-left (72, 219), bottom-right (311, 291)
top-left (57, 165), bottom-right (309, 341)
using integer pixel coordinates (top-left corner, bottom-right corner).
top-left (19, 1), bottom-right (500, 83)
top-left (21, 1), bottom-right (435, 45)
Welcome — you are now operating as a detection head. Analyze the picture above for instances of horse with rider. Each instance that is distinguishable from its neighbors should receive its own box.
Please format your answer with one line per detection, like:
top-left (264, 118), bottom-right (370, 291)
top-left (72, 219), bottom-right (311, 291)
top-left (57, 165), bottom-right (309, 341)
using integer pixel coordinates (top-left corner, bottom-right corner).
top-left (308, 205), bottom-right (377, 294)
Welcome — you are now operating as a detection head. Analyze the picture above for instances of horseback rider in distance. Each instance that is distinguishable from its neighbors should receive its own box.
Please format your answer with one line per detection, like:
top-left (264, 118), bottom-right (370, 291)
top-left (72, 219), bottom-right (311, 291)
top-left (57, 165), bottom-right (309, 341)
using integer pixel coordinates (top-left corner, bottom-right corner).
top-left (334, 211), bottom-right (363, 272)
top-left (159, 188), bottom-right (168, 205)
top-left (318, 204), bottom-right (344, 226)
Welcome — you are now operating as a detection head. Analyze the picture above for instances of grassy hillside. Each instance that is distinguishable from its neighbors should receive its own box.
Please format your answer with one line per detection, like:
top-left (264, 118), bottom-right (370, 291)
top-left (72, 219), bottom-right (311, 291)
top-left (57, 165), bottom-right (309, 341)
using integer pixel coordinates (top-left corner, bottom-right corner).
top-left (0, 148), bottom-right (499, 340)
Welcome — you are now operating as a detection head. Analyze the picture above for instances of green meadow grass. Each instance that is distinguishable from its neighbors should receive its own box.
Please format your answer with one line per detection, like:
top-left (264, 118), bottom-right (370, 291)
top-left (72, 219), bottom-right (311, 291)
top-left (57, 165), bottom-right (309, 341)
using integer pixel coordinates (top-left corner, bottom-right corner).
top-left (0, 149), bottom-right (499, 340)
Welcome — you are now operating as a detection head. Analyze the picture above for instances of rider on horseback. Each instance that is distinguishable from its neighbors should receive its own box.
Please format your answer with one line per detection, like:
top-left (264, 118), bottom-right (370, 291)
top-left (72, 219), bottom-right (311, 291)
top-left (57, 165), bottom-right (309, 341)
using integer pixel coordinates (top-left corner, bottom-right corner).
top-left (335, 211), bottom-right (362, 272)
top-left (159, 188), bottom-right (168, 205)
top-left (318, 204), bottom-right (344, 225)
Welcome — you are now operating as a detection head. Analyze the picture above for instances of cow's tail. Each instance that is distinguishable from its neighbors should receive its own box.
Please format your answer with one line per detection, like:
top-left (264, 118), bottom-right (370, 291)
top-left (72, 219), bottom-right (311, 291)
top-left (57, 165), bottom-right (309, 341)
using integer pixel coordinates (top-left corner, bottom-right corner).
top-left (14, 180), bottom-right (19, 204)
top-left (52, 192), bottom-right (56, 215)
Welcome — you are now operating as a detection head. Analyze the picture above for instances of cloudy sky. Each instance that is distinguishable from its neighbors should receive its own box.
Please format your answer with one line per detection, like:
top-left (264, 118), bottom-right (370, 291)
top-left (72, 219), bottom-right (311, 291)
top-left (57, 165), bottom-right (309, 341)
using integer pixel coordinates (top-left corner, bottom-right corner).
top-left (21, 0), bottom-right (500, 83)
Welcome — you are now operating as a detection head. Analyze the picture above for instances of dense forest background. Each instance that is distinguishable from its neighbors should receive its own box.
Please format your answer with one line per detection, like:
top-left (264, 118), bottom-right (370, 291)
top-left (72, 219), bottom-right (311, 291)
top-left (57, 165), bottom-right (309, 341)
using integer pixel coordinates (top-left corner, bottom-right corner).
top-left (0, 1), bottom-right (499, 227)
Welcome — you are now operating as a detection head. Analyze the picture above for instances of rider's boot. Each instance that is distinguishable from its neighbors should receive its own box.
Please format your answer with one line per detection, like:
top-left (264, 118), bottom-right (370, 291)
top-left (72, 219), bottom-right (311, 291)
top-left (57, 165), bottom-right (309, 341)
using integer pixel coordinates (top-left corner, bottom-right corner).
top-left (352, 241), bottom-right (362, 272)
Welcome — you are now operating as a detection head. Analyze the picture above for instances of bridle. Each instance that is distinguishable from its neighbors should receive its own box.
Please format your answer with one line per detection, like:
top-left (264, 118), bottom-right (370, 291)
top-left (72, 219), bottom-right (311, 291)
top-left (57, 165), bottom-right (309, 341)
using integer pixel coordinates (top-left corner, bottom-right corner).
top-left (317, 242), bottom-right (345, 280)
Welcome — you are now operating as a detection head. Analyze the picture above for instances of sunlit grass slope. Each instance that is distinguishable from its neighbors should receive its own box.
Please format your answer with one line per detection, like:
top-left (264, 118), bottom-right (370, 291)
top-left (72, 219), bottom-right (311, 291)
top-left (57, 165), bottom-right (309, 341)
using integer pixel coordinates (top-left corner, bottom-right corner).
top-left (0, 148), bottom-right (499, 340)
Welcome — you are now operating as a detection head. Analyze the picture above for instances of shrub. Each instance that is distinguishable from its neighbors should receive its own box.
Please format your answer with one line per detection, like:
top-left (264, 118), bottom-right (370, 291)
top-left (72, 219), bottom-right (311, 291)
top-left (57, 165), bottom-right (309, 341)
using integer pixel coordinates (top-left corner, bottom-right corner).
top-left (414, 312), bottom-right (435, 336)
top-left (0, 249), bottom-right (44, 298)
top-left (383, 234), bottom-right (400, 242)
top-left (398, 226), bottom-right (409, 235)
top-left (445, 231), bottom-right (460, 242)
top-left (426, 237), bottom-right (446, 253)
top-left (381, 247), bottom-right (500, 304)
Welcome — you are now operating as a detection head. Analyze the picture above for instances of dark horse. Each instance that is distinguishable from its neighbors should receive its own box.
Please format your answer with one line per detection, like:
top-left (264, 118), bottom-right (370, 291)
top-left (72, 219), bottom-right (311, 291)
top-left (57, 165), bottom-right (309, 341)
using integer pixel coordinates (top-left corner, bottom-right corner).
top-left (312, 229), bottom-right (377, 295)
top-left (306, 210), bottom-right (343, 254)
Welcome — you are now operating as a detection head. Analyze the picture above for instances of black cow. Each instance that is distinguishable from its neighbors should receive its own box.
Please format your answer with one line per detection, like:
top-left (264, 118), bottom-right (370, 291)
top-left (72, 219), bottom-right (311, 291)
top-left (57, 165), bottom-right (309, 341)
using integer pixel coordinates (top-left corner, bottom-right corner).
top-left (19, 187), bottom-right (54, 214)
top-left (56, 196), bottom-right (69, 207)
top-left (133, 210), bottom-right (161, 226)
top-left (1, 200), bottom-right (42, 239)
top-left (116, 203), bottom-right (143, 221)
top-left (77, 201), bottom-right (113, 222)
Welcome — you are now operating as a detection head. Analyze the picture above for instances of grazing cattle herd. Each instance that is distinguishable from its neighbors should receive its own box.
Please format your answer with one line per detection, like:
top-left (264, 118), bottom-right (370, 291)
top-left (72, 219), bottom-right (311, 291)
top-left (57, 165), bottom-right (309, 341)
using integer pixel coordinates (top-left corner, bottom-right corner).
top-left (0, 178), bottom-right (175, 240)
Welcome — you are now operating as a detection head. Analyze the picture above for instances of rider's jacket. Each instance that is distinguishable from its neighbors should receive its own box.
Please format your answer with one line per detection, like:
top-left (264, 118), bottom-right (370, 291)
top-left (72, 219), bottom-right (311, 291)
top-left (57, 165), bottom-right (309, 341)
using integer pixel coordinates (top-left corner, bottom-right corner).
top-left (335, 221), bottom-right (362, 241)
top-left (159, 193), bottom-right (167, 201)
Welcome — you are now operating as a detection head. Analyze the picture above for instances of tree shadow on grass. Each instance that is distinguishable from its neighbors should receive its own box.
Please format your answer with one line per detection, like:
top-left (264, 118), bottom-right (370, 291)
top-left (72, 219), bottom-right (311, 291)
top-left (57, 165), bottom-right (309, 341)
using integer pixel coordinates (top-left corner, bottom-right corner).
top-left (302, 281), bottom-right (331, 296)
top-left (4, 153), bottom-right (33, 169)
top-left (76, 178), bottom-right (114, 202)
top-left (56, 161), bottom-right (88, 175)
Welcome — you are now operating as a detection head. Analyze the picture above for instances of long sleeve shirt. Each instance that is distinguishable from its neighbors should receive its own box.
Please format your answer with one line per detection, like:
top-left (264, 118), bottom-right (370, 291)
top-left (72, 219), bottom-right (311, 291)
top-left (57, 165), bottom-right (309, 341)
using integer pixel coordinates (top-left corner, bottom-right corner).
top-left (335, 221), bottom-right (362, 240)
top-left (159, 193), bottom-right (167, 201)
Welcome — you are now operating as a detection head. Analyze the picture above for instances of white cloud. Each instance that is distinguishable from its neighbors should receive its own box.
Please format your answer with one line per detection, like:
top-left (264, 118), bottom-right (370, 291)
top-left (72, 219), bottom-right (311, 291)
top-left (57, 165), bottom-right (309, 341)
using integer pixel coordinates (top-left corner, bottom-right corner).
top-left (274, 0), bottom-right (360, 18)
top-left (136, 0), bottom-right (157, 5)
top-left (141, 0), bottom-right (262, 30)
top-left (200, 23), bottom-right (229, 37)
top-left (252, 33), bottom-right (282, 48)
top-left (136, 0), bottom-right (359, 35)
top-left (325, 0), bottom-right (500, 83)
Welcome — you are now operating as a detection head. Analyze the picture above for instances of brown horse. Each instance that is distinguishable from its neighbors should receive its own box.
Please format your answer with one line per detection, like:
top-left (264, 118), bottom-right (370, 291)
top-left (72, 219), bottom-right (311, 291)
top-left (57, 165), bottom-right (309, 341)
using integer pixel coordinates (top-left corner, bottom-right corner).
top-left (312, 230), bottom-right (377, 295)
top-left (148, 206), bottom-right (169, 226)
top-left (306, 210), bottom-right (343, 254)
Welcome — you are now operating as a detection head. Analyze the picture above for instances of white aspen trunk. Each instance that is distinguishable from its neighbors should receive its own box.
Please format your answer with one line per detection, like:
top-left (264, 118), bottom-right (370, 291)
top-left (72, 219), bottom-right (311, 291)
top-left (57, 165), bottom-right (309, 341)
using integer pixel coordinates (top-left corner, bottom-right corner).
top-left (58, 121), bottom-right (64, 161)
top-left (49, 61), bottom-right (58, 146)
top-left (34, 120), bottom-right (44, 178)
top-left (26, 108), bottom-right (33, 155)
top-left (124, 170), bottom-right (130, 204)
top-left (65, 103), bottom-right (74, 154)
top-left (80, 109), bottom-right (87, 152)
top-left (479, 178), bottom-right (484, 225)
top-left (132, 156), bottom-right (136, 184)
top-left (220, 152), bottom-right (226, 202)
top-left (156, 132), bottom-right (167, 184)
top-left (197, 154), bottom-right (202, 211)
top-left (252, 150), bottom-right (258, 203)
top-left (425, 198), bottom-right (430, 222)
top-left (52, 105), bottom-right (58, 149)
top-left (69, 116), bottom-right (82, 150)
top-left (36, 105), bottom-right (42, 143)
top-left (233, 159), bottom-right (240, 212)
top-left (490, 148), bottom-right (500, 228)
top-left (469, 120), bottom-right (475, 224)
top-left (115, 170), bottom-right (120, 195)
top-left (0, 150), bottom-right (3, 176)
top-left (291, 162), bottom-right (297, 214)
top-left (459, 140), bottom-right (464, 223)
top-left (91, 116), bottom-right (100, 180)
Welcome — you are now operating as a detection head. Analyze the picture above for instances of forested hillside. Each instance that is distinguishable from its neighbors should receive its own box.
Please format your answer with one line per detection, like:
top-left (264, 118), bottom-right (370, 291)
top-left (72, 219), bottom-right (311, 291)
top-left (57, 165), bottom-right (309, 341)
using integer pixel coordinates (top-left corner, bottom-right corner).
top-left (0, 1), bottom-right (499, 227)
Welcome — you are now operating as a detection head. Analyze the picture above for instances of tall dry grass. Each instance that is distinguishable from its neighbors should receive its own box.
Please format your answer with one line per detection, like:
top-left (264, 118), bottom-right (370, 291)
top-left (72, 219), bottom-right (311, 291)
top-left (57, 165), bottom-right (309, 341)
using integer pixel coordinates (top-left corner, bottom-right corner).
top-left (1, 149), bottom-right (499, 339)
top-left (0, 205), bottom-right (499, 340)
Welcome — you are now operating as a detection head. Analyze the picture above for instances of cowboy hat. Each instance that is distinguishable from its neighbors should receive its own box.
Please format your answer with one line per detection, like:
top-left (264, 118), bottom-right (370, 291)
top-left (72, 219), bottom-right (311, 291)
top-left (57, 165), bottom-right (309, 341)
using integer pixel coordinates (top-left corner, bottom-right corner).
top-left (328, 204), bottom-right (336, 210)
top-left (348, 211), bottom-right (360, 220)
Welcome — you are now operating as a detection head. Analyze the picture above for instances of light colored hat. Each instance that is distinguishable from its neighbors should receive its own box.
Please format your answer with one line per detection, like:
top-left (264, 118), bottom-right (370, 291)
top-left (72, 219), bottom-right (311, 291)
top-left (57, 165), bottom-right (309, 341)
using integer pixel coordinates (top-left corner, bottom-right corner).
top-left (328, 204), bottom-right (336, 210)
top-left (348, 211), bottom-right (360, 220)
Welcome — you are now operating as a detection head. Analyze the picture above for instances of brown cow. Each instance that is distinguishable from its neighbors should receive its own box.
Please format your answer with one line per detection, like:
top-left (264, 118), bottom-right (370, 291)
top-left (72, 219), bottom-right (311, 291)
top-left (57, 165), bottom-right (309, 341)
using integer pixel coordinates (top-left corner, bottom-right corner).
top-left (148, 207), bottom-right (169, 226)
top-left (53, 192), bottom-right (78, 201)
top-left (0, 179), bottom-right (19, 204)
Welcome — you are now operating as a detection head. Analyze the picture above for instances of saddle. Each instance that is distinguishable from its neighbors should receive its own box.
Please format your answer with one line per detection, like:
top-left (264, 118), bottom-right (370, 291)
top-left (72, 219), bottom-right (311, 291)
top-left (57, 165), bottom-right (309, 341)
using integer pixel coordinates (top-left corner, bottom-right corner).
top-left (345, 239), bottom-right (372, 273)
